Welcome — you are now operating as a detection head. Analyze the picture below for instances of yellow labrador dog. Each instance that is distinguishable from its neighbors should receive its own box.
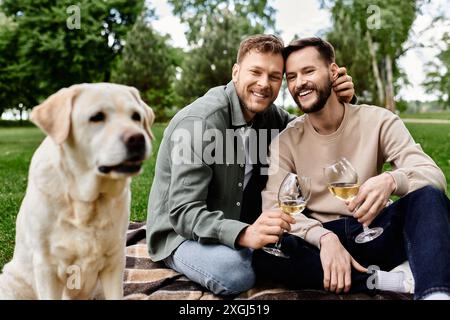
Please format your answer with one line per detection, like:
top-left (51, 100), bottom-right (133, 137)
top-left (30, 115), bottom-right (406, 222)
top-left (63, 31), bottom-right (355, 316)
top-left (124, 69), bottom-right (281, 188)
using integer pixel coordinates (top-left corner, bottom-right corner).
top-left (0, 83), bottom-right (154, 299)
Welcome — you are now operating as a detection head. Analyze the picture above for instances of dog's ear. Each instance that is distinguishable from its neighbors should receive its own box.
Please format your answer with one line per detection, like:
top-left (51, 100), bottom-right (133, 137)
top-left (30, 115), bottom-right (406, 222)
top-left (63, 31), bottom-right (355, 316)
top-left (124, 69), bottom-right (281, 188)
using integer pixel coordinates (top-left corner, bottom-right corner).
top-left (30, 86), bottom-right (80, 144)
top-left (129, 87), bottom-right (155, 140)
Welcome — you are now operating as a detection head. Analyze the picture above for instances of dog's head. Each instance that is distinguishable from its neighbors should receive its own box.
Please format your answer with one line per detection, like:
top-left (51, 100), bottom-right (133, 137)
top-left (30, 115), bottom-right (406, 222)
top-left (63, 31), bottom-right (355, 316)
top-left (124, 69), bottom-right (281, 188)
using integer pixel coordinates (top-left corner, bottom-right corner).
top-left (30, 83), bottom-right (155, 179)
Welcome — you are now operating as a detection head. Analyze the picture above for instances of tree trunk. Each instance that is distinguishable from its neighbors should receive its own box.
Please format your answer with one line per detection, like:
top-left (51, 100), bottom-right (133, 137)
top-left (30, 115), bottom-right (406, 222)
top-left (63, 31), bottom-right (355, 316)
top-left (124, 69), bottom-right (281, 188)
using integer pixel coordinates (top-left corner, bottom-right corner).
top-left (384, 54), bottom-right (396, 113)
top-left (366, 31), bottom-right (384, 106)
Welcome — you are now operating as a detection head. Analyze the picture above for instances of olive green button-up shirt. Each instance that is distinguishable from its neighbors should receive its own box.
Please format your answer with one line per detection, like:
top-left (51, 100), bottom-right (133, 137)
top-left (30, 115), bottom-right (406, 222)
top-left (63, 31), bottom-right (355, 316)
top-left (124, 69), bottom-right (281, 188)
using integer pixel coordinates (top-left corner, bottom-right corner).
top-left (146, 81), bottom-right (294, 261)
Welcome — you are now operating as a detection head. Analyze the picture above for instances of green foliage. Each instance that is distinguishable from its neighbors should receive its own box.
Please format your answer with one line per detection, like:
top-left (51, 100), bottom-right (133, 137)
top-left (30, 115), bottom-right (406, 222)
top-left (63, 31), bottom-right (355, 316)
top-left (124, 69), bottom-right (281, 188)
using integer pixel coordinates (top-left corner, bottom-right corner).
top-left (167, 0), bottom-right (276, 44)
top-left (424, 33), bottom-right (449, 110)
top-left (112, 16), bottom-right (182, 122)
top-left (168, 0), bottom-right (277, 107)
top-left (396, 100), bottom-right (409, 113)
top-left (174, 9), bottom-right (268, 107)
top-left (321, 0), bottom-right (421, 108)
top-left (0, 0), bottom-right (144, 112)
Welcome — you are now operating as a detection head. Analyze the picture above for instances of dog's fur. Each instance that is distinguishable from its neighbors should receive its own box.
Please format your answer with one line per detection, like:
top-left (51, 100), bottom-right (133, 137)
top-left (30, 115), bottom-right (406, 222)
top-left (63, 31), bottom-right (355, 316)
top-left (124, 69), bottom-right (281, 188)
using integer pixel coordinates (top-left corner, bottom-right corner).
top-left (0, 83), bottom-right (154, 299)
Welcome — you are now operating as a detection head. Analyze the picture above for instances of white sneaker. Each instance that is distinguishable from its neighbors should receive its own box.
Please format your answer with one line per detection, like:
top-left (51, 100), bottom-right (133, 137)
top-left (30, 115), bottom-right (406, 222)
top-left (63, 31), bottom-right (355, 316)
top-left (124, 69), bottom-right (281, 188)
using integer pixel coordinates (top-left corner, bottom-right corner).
top-left (390, 260), bottom-right (414, 294)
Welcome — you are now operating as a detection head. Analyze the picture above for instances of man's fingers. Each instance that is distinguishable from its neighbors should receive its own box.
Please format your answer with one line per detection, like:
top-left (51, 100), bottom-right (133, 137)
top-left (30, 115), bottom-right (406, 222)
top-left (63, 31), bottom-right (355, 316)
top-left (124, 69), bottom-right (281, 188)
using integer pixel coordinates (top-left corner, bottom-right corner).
top-left (323, 265), bottom-right (331, 291)
top-left (337, 66), bottom-right (347, 76)
top-left (333, 75), bottom-right (352, 88)
top-left (266, 211), bottom-right (296, 224)
top-left (351, 258), bottom-right (368, 273)
top-left (344, 269), bottom-right (352, 293)
top-left (353, 194), bottom-right (376, 219)
top-left (259, 234), bottom-right (281, 247)
top-left (262, 211), bottom-right (296, 225)
top-left (336, 269), bottom-right (345, 294)
top-left (358, 207), bottom-right (378, 225)
top-left (333, 82), bottom-right (354, 92)
top-left (348, 189), bottom-right (366, 212)
top-left (358, 199), bottom-right (384, 226)
top-left (329, 268), bottom-right (338, 293)
top-left (264, 225), bottom-right (285, 236)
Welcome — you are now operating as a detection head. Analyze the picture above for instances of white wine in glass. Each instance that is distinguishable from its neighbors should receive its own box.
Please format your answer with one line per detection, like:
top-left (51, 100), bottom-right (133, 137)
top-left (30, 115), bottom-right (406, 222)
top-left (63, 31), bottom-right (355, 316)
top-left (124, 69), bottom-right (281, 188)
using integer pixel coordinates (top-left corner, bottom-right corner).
top-left (279, 199), bottom-right (307, 216)
top-left (328, 183), bottom-right (360, 202)
top-left (262, 173), bottom-right (311, 258)
top-left (323, 158), bottom-right (383, 243)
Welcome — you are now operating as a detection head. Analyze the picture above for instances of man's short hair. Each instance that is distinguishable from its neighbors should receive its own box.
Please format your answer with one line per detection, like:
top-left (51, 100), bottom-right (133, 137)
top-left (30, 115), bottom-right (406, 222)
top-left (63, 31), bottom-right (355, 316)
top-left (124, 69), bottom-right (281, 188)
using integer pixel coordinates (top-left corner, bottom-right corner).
top-left (283, 37), bottom-right (335, 65)
top-left (236, 34), bottom-right (284, 64)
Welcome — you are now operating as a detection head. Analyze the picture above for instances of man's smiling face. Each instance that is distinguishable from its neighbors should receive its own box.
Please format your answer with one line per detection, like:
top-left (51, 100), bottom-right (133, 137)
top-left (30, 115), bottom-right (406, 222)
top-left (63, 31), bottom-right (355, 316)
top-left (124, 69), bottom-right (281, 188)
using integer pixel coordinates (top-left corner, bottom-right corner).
top-left (232, 49), bottom-right (284, 121)
top-left (285, 46), bottom-right (334, 114)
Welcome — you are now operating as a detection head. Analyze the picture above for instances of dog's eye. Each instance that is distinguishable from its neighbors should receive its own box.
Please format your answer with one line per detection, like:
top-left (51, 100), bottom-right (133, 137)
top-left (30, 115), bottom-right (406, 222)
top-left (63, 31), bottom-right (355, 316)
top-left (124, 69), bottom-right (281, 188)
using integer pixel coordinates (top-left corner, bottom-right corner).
top-left (131, 112), bottom-right (141, 122)
top-left (89, 112), bottom-right (105, 122)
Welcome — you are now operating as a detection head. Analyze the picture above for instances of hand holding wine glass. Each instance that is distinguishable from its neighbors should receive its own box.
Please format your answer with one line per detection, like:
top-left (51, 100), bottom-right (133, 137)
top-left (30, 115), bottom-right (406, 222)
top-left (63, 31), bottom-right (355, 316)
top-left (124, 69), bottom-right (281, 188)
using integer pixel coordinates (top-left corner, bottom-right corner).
top-left (262, 173), bottom-right (311, 258)
top-left (323, 158), bottom-right (383, 243)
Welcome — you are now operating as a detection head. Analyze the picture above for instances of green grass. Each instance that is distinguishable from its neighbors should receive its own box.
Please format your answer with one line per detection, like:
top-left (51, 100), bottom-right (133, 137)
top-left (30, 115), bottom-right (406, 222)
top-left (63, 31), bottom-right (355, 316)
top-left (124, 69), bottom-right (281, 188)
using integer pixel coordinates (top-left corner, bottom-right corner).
top-left (0, 121), bottom-right (449, 269)
top-left (400, 112), bottom-right (450, 120)
top-left (0, 127), bottom-right (46, 268)
top-left (404, 123), bottom-right (450, 192)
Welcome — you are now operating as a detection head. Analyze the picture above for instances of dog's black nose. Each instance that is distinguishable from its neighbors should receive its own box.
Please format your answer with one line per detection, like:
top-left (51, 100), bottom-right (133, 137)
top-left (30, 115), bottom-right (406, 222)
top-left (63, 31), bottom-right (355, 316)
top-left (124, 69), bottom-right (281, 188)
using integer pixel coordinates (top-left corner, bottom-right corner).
top-left (124, 133), bottom-right (146, 157)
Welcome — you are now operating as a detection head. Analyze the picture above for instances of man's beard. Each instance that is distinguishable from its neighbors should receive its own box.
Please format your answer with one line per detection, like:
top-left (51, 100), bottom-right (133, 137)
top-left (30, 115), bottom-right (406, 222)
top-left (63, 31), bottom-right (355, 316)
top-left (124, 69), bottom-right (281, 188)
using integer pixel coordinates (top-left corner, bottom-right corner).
top-left (294, 78), bottom-right (332, 114)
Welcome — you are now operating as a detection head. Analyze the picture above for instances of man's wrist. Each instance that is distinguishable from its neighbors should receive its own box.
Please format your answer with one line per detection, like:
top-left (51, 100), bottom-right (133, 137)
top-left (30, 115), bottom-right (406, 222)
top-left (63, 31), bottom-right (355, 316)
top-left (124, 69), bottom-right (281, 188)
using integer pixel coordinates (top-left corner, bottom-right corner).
top-left (383, 172), bottom-right (397, 194)
top-left (319, 232), bottom-right (338, 248)
top-left (236, 226), bottom-right (249, 248)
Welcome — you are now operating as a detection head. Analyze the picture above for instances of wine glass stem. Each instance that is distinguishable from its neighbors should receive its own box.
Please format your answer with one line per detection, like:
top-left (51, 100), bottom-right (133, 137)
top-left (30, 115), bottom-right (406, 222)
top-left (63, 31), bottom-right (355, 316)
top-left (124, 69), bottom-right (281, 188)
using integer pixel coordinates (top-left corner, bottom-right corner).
top-left (363, 225), bottom-right (370, 233)
top-left (275, 239), bottom-right (282, 250)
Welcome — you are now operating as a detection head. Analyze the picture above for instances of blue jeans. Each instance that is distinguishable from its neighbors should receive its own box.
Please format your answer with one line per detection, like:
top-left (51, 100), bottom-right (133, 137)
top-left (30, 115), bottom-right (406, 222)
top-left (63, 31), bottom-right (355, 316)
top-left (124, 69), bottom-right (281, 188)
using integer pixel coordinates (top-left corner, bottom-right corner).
top-left (253, 186), bottom-right (450, 299)
top-left (164, 240), bottom-right (255, 296)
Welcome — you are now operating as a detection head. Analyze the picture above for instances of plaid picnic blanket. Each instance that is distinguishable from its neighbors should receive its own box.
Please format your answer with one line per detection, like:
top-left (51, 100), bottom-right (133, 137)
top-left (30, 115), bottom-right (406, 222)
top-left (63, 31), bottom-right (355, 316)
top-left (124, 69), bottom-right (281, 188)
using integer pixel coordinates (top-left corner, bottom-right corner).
top-left (123, 222), bottom-right (412, 300)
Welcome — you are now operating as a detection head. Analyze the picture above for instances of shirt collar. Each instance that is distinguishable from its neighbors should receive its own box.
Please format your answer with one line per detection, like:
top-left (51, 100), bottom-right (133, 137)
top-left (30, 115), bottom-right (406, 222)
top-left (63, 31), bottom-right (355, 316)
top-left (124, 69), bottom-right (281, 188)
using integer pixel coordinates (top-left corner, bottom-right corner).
top-left (225, 80), bottom-right (274, 129)
top-left (225, 80), bottom-right (248, 128)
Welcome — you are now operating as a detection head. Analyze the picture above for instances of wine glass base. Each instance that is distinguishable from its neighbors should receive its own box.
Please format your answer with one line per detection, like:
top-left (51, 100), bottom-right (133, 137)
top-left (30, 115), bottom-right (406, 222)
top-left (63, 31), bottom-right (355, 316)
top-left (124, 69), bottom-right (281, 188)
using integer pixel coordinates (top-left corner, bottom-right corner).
top-left (262, 247), bottom-right (289, 258)
top-left (355, 227), bottom-right (384, 244)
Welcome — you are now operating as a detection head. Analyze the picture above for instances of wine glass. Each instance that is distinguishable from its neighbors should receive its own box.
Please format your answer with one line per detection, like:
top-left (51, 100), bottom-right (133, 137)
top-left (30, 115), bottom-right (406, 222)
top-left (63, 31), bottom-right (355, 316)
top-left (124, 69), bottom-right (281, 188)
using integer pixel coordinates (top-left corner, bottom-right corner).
top-left (323, 157), bottom-right (383, 243)
top-left (262, 173), bottom-right (311, 258)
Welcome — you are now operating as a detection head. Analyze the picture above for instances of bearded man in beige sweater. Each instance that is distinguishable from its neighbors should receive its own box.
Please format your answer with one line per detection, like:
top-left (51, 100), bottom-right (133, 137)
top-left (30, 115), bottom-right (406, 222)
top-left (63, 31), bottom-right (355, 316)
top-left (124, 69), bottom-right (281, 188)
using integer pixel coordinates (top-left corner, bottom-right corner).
top-left (253, 37), bottom-right (450, 300)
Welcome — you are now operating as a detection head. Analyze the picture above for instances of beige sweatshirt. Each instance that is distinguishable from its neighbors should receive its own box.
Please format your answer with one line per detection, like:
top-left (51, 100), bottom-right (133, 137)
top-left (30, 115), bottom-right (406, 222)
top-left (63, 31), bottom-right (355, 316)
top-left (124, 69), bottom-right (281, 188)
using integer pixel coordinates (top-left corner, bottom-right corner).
top-left (262, 103), bottom-right (447, 248)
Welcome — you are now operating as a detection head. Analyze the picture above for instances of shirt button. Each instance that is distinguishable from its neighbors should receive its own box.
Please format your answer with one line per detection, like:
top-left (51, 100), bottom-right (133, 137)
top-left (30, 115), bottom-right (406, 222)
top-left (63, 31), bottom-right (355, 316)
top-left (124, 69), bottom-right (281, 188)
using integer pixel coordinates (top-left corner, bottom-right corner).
top-left (238, 182), bottom-right (243, 187)
top-left (236, 202), bottom-right (241, 206)
top-left (240, 164), bottom-right (244, 167)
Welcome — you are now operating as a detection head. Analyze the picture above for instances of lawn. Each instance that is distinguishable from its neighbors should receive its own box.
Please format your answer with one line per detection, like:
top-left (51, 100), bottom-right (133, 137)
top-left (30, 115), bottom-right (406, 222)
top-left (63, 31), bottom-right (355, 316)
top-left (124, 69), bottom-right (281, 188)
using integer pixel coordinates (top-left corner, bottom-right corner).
top-left (400, 111), bottom-right (450, 120)
top-left (1, 121), bottom-right (449, 269)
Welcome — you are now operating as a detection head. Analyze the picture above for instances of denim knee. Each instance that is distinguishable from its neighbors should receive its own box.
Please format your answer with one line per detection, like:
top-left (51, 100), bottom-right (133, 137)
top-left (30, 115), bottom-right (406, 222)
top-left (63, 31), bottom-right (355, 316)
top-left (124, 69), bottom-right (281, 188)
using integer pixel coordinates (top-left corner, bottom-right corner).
top-left (411, 185), bottom-right (445, 200)
top-left (209, 249), bottom-right (255, 295)
top-left (167, 242), bottom-right (256, 296)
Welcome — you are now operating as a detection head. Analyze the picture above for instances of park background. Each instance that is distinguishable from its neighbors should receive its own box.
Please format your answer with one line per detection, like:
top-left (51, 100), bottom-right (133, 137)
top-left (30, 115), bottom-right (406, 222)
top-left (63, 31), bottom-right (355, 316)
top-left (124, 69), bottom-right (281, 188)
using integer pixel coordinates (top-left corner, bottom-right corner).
top-left (0, 0), bottom-right (449, 268)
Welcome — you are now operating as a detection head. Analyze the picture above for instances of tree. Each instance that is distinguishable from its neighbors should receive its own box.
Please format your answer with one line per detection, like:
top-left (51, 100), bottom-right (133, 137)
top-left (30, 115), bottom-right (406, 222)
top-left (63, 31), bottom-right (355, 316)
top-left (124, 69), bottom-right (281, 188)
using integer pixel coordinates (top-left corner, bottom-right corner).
top-left (174, 10), bottom-right (266, 106)
top-left (321, 0), bottom-right (423, 112)
top-left (112, 16), bottom-right (182, 121)
top-left (424, 33), bottom-right (449, 110)
top-left (0, 0), bottom-right (144, 110)
top-left (0, 9), bottom-right (32, 117)
top-left (168, 0), bottom-right (276, 45)
top-left (168, 1), bottom-right (277, 106)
